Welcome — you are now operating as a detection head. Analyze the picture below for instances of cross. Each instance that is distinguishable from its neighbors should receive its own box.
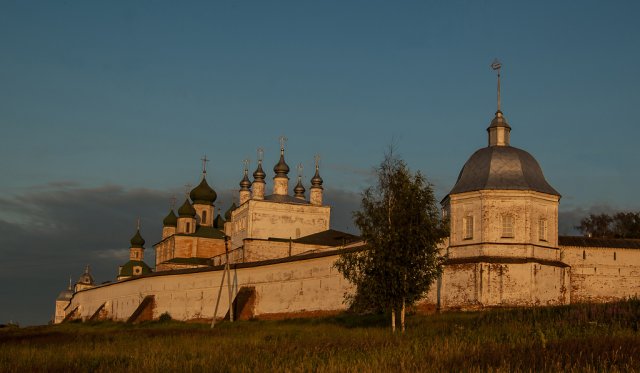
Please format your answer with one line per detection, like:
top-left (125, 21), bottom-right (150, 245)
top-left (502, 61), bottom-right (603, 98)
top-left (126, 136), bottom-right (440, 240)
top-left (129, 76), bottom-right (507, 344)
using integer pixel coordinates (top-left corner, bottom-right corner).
top-left (491, 58), bottom-right (502, 111)
top-left (243, 158), bottom-right (250, 172)
top-left (170, 195), bottom-right (176, 209)
top-left (297, 163), bottom-right (304, 177)
top-left (201, 155), bottom-right (209, 175)
top-left (184, 183), bottom-right (192, 196)
top-left (257, 147), bottom-right (264, 162)
top-left (314, 154), bottom-right (321, 169)
top-left (136, 217), bottom-right (140, 230)
top-left (279, 136), bottom-right (288, 150)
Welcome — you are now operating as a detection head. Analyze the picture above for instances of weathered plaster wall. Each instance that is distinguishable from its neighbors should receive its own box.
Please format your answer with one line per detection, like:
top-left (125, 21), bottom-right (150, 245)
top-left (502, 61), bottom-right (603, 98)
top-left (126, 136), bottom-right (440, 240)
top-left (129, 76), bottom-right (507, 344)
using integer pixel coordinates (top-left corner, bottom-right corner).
top-left (68, 254), bottom-right (353, 322)
top-left (562, 246), bottom-right (640, 302)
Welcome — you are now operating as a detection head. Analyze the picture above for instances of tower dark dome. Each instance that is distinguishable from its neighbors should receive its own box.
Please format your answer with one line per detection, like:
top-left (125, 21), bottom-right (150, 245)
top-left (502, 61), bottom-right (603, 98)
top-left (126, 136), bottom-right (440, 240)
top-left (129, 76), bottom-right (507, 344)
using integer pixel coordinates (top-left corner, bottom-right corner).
top-left (178, 198), bottom-right (196, 217)
top-left (448, 145), bottom-right (559, 197)
top-left (130, 229), bottom-right (145, 248)
top-left (239, 171), bottom-right (251, 191)
top-left (310, 167), bottom-right (323, 189)
top-left (273, 149), bottom-right (290, 177)
top-left (163, 209), bottom-right (178, 227)
top-left (253, 161), bottom-right (266, 181)
top-left (190, 178), bottom-right (217, 205)
top-left (294, 178), bottom-right (306, 197)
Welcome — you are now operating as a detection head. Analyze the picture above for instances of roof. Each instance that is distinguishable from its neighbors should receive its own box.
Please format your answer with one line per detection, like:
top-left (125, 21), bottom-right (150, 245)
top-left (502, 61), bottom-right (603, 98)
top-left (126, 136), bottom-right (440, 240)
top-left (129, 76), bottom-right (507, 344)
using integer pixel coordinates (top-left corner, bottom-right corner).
top-left (559, 236), bottom-right (640, 249)
top-left (448, 146), bottom-right (560, 197)
top-left (178, 198), bottom-right (196, 217)
top-left (190, 177), bottom-right (217, 205)
top-left (56, 289), bottom-right (74, 301)
top-left (118, 260), bottom-right (152, 277)
top-left (163, 209), bottom-right (178, 227)
top-left (264, 194), bottom-right (310, 205)
top-left (293, 229), bottom-right (361, 246)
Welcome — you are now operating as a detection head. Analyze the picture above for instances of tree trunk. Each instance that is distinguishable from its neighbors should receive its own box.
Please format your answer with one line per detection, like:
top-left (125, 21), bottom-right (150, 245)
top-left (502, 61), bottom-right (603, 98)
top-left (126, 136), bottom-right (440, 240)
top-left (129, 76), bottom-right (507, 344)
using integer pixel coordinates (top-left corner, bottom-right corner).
top-left (391, 309), bottom-right (396, 333)
top-left (401, 298), bottom-right (406, 333)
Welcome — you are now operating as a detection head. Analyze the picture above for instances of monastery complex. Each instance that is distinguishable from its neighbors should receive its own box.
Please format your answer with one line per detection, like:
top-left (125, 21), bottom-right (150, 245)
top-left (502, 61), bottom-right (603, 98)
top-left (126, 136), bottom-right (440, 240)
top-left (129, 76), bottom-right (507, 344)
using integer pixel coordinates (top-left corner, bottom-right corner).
top-left (54, 75), bottom-right (640, 324)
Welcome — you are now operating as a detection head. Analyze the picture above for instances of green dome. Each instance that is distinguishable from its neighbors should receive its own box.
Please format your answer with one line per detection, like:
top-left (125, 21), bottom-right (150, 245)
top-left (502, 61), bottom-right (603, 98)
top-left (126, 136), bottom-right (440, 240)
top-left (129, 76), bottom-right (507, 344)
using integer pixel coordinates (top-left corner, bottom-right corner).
top-left (294, 177), bottom-right (306, 197)
top-left (224, 202), bottom-right (237, 221)
top-left (130, 229), bottom-right (145, 248)
top-left (163, 209), bottom-right (178, 227)
top-left (189, 178), bottom-right (217, 205)
top-left (310, 167), bottom-right (323, 189)
top-left (239, 171), bottom-right (251, 191)
top-left (253, 161), bottom-right (266, 181)
top-left (178, 198), bottom-right (196, 217)
top-left (273, 150), bottom-right (290, 177)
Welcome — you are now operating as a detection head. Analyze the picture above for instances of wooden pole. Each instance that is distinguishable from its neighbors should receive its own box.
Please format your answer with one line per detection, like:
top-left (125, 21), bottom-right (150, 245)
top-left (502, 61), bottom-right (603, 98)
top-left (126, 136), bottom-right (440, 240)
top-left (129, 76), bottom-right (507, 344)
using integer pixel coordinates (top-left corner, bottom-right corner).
top-left (391, 309), bottom-right (396, 333)
top-left (225, 236), bottom-right (234, 322)
top-left (210, 262), bottom-right (227, 328)
top-left (401, 298), bottom-right (406, 334)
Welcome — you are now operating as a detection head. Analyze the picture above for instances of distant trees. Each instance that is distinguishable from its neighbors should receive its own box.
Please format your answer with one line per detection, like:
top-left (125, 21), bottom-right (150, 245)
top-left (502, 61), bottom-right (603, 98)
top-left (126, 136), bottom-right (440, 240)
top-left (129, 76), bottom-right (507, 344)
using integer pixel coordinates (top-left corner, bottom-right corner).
top-left (335, 151), bottom-right (448, 333)
top-left (577, 212), bottom-right (640, 239)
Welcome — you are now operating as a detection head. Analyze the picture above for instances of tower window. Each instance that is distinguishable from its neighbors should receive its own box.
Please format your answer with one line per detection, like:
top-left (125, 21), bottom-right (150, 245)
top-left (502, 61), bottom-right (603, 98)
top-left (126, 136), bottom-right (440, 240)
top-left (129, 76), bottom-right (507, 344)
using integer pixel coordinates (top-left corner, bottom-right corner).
top-left (186, 222), bottom-right (191, 233)
top-left (463, 216), bottom-right (474, 240)
top-left (539, 218), bottom-right (548, 241)
top-left (583, 250), bottom-right (586, 260)
top-left (501, 215), bottom-right (514, 238)
top-left (614, 252), bottom-right (617, 261)
top-left (202, 211), bottom-right (207, 224)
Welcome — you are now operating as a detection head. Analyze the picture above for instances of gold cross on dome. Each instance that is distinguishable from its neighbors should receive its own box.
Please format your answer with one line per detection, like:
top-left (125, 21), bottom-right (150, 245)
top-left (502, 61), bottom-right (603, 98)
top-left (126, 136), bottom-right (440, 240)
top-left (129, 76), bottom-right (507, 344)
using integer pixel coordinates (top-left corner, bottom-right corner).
top-left (243, 158), bottom-right (250, 171)
top-left (297, 163), bottom-right (304, 177)
top-left (257, 147), bottom-right (264, 162)
top-left (184, 183), bottom-right (192, 196)
top-left (201, 155), bottom-right (209, 174)
top-left (279, 136), bottom-right (288, 150)
top-left (170, 195), bottom-right (176, 209)
top-left (314, 154), bottom-right (320, 169)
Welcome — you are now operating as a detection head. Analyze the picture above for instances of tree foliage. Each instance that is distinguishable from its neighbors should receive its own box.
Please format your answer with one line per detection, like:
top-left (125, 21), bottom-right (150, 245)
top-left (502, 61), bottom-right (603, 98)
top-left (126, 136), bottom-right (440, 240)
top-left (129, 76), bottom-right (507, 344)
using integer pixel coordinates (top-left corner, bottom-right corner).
top-left (335, 152), bottom-right (449, 321)
top-left (577, 212), bottom-right (640, 239)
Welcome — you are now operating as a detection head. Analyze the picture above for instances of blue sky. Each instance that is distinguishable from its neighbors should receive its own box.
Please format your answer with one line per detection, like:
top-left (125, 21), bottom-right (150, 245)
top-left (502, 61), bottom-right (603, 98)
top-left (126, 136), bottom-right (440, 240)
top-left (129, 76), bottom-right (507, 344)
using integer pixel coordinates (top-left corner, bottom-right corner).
top-left (1, 1), bottom-right (639, 325)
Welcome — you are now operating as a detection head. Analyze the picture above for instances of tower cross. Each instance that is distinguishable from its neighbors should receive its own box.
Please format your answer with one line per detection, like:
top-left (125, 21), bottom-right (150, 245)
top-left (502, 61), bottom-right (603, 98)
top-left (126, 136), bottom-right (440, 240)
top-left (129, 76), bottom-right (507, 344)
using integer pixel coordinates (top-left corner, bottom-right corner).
top-left (297, 163), bottom-right (304, 178)
top-left (279, 136), bottom-right (288, 151)
top-left (491, 58), bottom-right (502, 111)
top-left (243, 158), bottom-right (250, 172)
top-left (136, 217), bottom-right (140, 230)
top-left (257, 147), bottom-right (264, 162)
top-left (201, 155), bottom-right (209, 175)
top-left (170, 195), bottom-right (177, 209)
top-left (314, 154), bottom-right (321, 170)
top-left (184, 183), bottom-right (192, 197)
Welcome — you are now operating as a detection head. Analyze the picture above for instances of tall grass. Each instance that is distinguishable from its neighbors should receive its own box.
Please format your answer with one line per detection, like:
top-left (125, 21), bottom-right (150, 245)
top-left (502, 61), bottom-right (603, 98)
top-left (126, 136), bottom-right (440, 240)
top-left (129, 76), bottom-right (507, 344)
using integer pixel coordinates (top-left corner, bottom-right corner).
top-left (2, 300), bottom-right (640, 372)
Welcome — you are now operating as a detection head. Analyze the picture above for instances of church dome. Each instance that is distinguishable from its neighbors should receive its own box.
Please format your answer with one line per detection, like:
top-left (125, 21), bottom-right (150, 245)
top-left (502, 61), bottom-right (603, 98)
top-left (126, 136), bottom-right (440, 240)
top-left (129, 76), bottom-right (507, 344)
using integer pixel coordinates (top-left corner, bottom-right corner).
top-left (273, 152), bottom-right (290, 177)
top-left (178, 199), bottom-right (196, 217)
top-left (163, 209), bottom-right (178, 227)
top-left (224, 202), bottom-right (237, 221)
top-left (253, 161), bottom-right (266, 181)
top-left (77, 266), bottom-right (94, 285)
top-left (448, 146), bottom-right (560, 196)
top-left (56, 288), bottom-right (74, 301)
top-left (130, 229), bottom-right (145, 248)
top-left (189, 178), bottom-right (217, 205)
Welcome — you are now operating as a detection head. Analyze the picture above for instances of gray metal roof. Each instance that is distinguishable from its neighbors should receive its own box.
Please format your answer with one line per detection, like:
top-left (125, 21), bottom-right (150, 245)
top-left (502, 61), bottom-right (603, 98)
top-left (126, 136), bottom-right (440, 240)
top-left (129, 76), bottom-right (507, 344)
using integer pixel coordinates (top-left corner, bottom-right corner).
top-left (264, 194), bottom-right (310, 205)
top-left (448, 146), bottom-right (560, 197)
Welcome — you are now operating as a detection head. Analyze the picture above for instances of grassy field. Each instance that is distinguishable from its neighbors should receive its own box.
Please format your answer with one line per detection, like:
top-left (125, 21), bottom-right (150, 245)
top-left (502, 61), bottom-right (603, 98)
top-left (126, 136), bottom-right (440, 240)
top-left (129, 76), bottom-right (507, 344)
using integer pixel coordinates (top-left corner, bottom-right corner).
top-left (2, 300), bottom-right (640, 372)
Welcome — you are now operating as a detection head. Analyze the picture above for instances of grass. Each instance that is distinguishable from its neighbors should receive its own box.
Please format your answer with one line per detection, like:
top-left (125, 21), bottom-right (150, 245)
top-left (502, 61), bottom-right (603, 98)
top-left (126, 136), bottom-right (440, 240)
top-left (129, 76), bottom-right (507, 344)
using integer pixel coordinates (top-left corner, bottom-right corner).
top-left (3, 300), bottom-right (640, 372)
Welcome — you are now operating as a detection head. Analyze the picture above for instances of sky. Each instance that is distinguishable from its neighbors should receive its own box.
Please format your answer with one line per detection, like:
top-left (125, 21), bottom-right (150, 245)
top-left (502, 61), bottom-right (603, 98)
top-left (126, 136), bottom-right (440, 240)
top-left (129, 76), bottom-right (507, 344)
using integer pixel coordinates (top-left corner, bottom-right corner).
top-left (1, 1), bottom-right (639, 325)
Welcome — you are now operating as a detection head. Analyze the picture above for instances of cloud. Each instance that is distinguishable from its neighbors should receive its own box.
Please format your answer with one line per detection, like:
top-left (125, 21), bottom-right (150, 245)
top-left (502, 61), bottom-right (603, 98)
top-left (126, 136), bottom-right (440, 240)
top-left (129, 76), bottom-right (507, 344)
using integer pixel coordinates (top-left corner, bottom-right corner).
top-left (558, 204), bottom-right (619, 236)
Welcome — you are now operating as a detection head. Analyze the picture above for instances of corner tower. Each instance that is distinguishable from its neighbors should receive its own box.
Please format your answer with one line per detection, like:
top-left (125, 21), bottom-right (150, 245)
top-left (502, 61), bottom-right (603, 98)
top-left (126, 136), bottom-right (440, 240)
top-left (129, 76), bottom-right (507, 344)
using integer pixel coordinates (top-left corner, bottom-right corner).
top-left (439, 61), bottom-right (567, 310)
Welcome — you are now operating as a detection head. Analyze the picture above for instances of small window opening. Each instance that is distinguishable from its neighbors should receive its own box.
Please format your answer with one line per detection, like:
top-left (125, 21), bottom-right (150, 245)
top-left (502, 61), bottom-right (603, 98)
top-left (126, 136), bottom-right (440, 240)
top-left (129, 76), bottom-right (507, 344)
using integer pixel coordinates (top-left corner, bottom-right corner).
top-left (501, 215), bottom-right (514, 238)
top-left (186, 222), bottom-right (191, 233)
top-left (539, 218), bottom-right (548, 241)
top-left (202, 210), bottom-right (207, 224)
top-left (614, 252), bottom-right (617, 261)
top-left (583, 250), bottom-right (586, 260)
top-left (463, 216), bottom-right (474, 240)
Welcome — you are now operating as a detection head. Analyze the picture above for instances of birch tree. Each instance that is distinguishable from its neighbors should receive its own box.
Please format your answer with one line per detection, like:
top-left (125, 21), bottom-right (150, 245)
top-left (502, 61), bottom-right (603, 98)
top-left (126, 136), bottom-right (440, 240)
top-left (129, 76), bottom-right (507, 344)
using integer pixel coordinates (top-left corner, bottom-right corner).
top-left (335, 151), bottom-right (448, 332)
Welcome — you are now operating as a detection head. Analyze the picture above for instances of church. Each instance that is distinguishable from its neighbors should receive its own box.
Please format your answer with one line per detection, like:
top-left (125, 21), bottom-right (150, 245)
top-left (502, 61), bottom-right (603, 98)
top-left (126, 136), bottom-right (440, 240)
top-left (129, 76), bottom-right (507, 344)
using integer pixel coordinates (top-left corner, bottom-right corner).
top-left (54, 69), bottom-right (640, 324)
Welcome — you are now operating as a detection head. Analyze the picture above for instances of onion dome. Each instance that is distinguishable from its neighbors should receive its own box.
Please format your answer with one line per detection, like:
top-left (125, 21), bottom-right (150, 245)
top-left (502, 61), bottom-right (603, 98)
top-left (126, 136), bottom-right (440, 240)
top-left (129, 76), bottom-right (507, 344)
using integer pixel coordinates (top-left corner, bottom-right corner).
top-left (253, 161), bottom-right (266, 181)
top-left (310, 167), bottom-right (323, 189)
top-left (224, 202), bottom-right (237, 221)
top-left (294, 177), bottom-right (306, 198)
top-left (488, 110), bottom-right (511, 130)
top-left (189, 178), bottom-right (217, 205)
top-left (77, 265), bottom-right (94, 285)
top-left (57, 288), bottom-right (74, 301)
top-left (178, 198), bottom-right (196, 217)
top-left (239, 170), bottom-right (251, 191)
top-left (130, 229), bottom-right (145, 248)
top-left (273, 149), bottom-right (290, 177)
top-left (163, 209), bottom-right (178, 227)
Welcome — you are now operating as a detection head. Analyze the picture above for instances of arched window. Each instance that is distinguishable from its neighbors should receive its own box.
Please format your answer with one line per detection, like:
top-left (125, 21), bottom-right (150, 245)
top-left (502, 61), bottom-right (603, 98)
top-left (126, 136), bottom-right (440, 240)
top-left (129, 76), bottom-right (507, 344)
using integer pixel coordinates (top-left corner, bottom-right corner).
top-left (539, 218), bottom-right (548, 241)
top-left (463, 216), bottom-right (474, 240)
top-left (501, 215), bottom-right (514, 238)
top-left (202, 210), bottom-right (207, 224)
top-left (186, 222), bottom-right (191, 233)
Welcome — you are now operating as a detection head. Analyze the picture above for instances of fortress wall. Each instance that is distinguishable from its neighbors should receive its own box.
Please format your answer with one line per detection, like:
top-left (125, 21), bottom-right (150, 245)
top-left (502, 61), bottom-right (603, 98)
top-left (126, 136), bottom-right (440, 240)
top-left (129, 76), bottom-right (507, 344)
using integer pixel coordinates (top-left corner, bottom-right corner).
top-left (68, 253), bottom-right (353, 322)
top-left (438, 262), bottom-right (569, 309)
top-left (562, 246), bottom-right (640, 302)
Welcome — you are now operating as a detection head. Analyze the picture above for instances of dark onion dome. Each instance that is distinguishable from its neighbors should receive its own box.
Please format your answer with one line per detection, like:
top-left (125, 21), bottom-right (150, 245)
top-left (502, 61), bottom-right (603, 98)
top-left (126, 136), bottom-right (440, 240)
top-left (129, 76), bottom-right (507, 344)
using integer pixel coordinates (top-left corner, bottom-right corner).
top-left (294, 177), bottom-right (306, 198)
top-left (253, 160), bottom-right (266, 181)
top-left (178, 198), bottom-right (196, 217)
top-left (213, 214), bottom-right (225, 229)
top-left (273, 150), bottom-right (290, 177)
top-left (77, 265), bottom-right (94, 285)
top-left (118, 260), bottom-right (152, 277)
top-left (163, 209), bottom-right (178, 227)
top-left (310, 167), bottom-right (323, 189)
top-left (448, 146), bottom-right (560, 197)
top-left (130, 229), bottom-right (145, 248)
top-left (189, 178), bottom-right (217, 205)
top-left (239, 171), bottom-right (251, 191)
top-left (224, 202), bottom-right (237, 221)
